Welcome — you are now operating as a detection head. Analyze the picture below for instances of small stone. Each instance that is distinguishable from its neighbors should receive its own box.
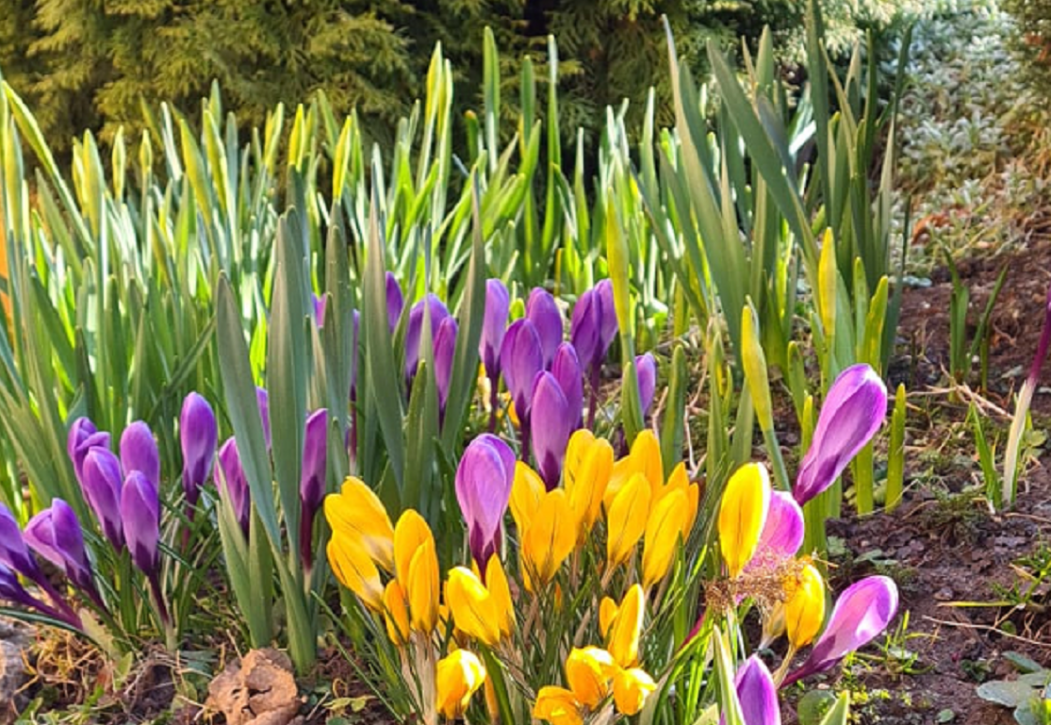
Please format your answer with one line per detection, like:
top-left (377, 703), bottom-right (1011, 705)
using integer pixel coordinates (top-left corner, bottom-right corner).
top-left (934, 586), bottom-right (954, 601)
top-left (0, 618), bottom-right (31, 725)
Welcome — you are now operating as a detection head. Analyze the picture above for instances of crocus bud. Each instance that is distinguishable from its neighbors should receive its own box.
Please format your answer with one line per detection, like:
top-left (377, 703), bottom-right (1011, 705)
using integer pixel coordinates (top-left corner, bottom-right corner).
top-left (735, 656), bottom-right (781, 725)
top-left (435, 649), bottom-right (487, 720)
top-left (405, 293), bottom-right (450, 381)
top-left (530, 372), bottom-right (573, 490)
top-left (0, 503), bottom-right (40, 579)
top-left (312, 293), bottom-right (328, 326)
top-left (455, 434), bottom-right (515, 569)
top-left (499, 319), bottom-right (544, 427)
top-left (552, 343), bottom-right (584, 431)
top-left (180, 392), bottom-right (218, 505)
top-left (783, 575), bottom-right (899, 686)
top-left (68, 418), bottom-right (110, 485)
top-left (596, 280), bottom-right (618, 352)
top-left (81, 447), bottom-right (125, 550)
top-left (299, 409), bottom-right (329, 570)
top-left (216, 437), bottom-right (250, 534)
top-left (794, 364), bottom-right (888, 505)
top-left (526, 288), bottom-right (563, 369)
top-left (636, 353), bottom-right (656, 418)
top-left (434, 316), bottom-right (459, 412)
top-left (24, 499), bottom-right (94, 595)
top-left (386, 271), bottom-right (404, 332)
top-left (256, 387), bottom-right (272, 450)
top-left (122, 471), bottom-right (160, 576)
top-left (480, 279), bottom-right (510, 381)
top-left (570, 288), bottom-right (600, 373)
top-left (120, 421), bottom-right (160, 488)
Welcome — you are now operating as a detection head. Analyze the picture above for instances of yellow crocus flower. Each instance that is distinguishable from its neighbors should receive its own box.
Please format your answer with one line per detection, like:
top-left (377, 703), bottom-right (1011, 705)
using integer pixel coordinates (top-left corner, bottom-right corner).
top-left (394, 511), bottom-right (439, 634)
top-left (717, 463), bottom-right (771, 578)
top-left (606, 473), bottom-right (652, 571)
top-left (435, 649), bottom-right (487, 720)
top-left (564, 429), bottom-right (597, 482)
top-left (485, 555), bottom-right (516, 639)
top-left (565, 435), bottom-right (613, 539)
top-left (564, 647), bottom-right (616, 709)
top-left (510, 461), bottom-right (545, 534)
top-left (323, 477), bottom-right (395, 571)
top-left (522, 489), bottom-right (576, 591)
top-left (784, 563), bottom-right (825, 649)
top-left (383, 579), bottom-right (410, 645)
top-left (612, 666), bottom-right (657, 715)
top-left (598, 596), bottom-right (618, 640)
top-left (327, 531), bottom-right (383, 611)
top-left (641, 488), bottom-right (688, 590)
top-left (607, 584), bottom-right (644, 668)
top-left (533, 686), bottom-right (584, 725)
top-left (663, 461), bottom-right (699, 536)
top-left (446, 566), bottom-right (501, 646)
top-left (603, 430), bottom-right (664, 511)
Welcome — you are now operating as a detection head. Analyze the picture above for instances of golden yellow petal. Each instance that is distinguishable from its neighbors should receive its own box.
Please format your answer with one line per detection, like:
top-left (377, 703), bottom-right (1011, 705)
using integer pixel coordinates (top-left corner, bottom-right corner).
top-left (606, 474), bottom-right (652, 571)
top-left (323, 477), bottom-right (395, 571)
top-left (717, 462), bottom-right (771, 578)
top-left (641, 488), bottom-right (688, 590)
top-left (407, 537), bottom-right (440, 634)
top-left (383, 579), bottom-right (411, 645)
top-left (394, 509), bottom-right (433, 586)
top-left (485, 555), bottom-right (516, 639)
top-left (510, 461), bottom-right (545, 535)
top-left (436, 649), bottom-right (487, 720)
top-left (784, 563), bottom-right (825, 649)
top-left (598, 597), bottom-right (619, 640)
top-left (608, 584), bottom-right (644, 668)
top-left (522, 489), bottom-right (576, 590)
top-left (446, 566), bottom-right (501, 646)
top-left (533, 686), bottom-right (584, 725)
top-left (630, 430), bottom-right (664, 496)
top-left (567, 437), bottom-right (614, 540)
top-left (327, 532), bottom-right (383, 611)
top-left (565, 647), bottom-right (616, 709)
top-left (612, 667), bottom-right (657, 716)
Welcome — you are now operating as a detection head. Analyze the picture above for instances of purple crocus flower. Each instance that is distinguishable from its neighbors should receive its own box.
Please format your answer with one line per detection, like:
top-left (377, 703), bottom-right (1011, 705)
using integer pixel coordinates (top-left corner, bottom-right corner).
top-left (570, 289), bottom-right (601, 374)
top-left (68, 417), bottom-right (110, 484)
top-left (595, 280), bottom-right (618, 353)
top-left (455, 434), bottom-right (515, 570)
top-left (24, 499), bottom-right (96, 599)
top-left (299, 409), bottom-right (329, 571)
top-left (794, 364), bottom-right (888, 506)
top-left (216, 437), bottom-right (250, 534)
top-left (735, 656), bottom-right (780, 725)
top-left (405, 293), bottom-right (450, 381)
top-left (551, 343), bottom-right (584, 431)
top-left (530, 372), bottom-right (574, 490)
top-left (180, 393), bottom-right (218, 506)
top-left (121, 471), bottom-right (160, 577)
top-left (386, 271), bottom-right (404, 332)
top-left (120, 421), bottom-right (160, 488)
top-left (434, 316), bottom-right (459, 413)
top-left (636, 353), bottom-right (657, 419)
top-left (480, 279), bottom-right (510, 381)
top-left (0, 503), bottom-right (40, 579)
top-left (752, 492), bottom-right (804, 566)
top-left (783, 576), bottom-right (899, 687)
top-left (500, 319), bottom-right (544, 426)
top-left (81, 447), bottom-right (125, 550)
top-left (256, 387), bottom-right (272, 450)
top-left (570, 280), bottom-right (619, 426)
top-left (526, 288), bottom-right (563, 369)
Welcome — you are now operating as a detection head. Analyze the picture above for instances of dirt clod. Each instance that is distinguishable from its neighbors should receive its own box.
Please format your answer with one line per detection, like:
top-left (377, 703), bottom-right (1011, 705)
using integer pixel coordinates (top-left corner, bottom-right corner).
top-left (205, 648), bottom-right (303, 725)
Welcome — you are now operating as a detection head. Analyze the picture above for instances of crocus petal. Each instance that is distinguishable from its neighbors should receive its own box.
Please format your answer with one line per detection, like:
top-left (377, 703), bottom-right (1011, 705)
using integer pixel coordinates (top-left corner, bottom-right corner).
top-left (570, 289), bottom-right (600, 372)
top-left (70, 431), bottom-right (111, 486)
top-left (67, 417), bottom-right (99, 480)
top-left (750, 492), bottom-right (804, 568)
top-left (312, 293), bottom-right (328, 326)
top-left (300, 409), bottom-right (330, 517)
top-left (636, 353), bottom-right (657, 418)
top-left (435, 649), bottom-right (487, 720)
top-left (526, 288), bottom-right (563, 369)
top-left (434, 316), bottom-right (459, 410)
top-left (455, 434), bottom-right (515, 569)
top-left (180, 392), bottom-right (218, 504)
top-left (565, 647), bottom-right (615, 709)
top-left (24, 499), bottom-right (92, 589)
top-left (500, 319), bottom-right (544, 423)
top-left (405, 293), bottom-right (450, 380)
top-left (216, 437), bottom-right (250, 534)
top-left (795, 364), bottom-right (888, 505)
top-left (480, 279), bottom-right (510, 380)
top-left (256, 387), bottom-right (272, 449)
top-left (0, 503), bottom-right (38, 578)
top-left (0, 563), bottom-right (30, 603)
top-left (530, 372), bottom-right (573, 490)
top-left (718, 463), bottom-right (770, 578)
top-left (120, 421), bottom-right (160, 488)
top-left (386, 271), bottom-right (404, 332)
top-left (595, 279), bottom-right (618, 356)
top-left (121, 471), bottom-right (160, 576)
top-left (784, 575), bottom-right (899, 686)
top-left (735, 656), bottom-right (780, 725)
top-left (552, 343), bottom-right (584, 431)
top-left (81, 447), bottom-right (125, 550)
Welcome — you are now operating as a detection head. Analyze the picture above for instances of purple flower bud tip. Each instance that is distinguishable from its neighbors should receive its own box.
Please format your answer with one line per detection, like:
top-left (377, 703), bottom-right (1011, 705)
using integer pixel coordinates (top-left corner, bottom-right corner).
top-left (526, 288), bottom-right (563, 369)
top-left (595, 280), bottom-right (618, 353)
top-left (81, 447), bottom-right (125, 551)
top-left (552, 343), bottom-right (584, 431)
top-left (480, 279), bottom-right (510, 381)
top-left (24, 499), bottom-right (92, 591)
top-left (794, 364), bottom-right (888, 506)
top-left (499, 319), bottom-right (544, 424)
top-left (181, 392), bottom-right (218, 504)
top-left (386, 272), bottom-right (404, 333)
top-left (636, 353), bottom-right (656, 418)
top-left (312, 293), bottom-right (328, 327)
top-left (122, 471), bottom-right (160, 577)
top-left (405, 293), bottom-right (450, 380)
top-left (530, 372), bottom-right (574, 490)
top-left (434, 317), bottom-right (459, 411)
top-left (217, 438), bottom-right (250, 534)
top-left (735, 656), bottom-right (780, 725)
top-left (0, 502), bottom-right (39, 579)
top-left (569, 280), bottom-right (618, 374)
top-left (256, 387), bottom-right (272, 449)
top-left (68, 417), bottom-right (109, 484)
top-left (456, 434), bottom-right (516, 569)
top-left (300, 409), bottom-right (330, 514)
top-left (120, 421), bottom-right (160, 488)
